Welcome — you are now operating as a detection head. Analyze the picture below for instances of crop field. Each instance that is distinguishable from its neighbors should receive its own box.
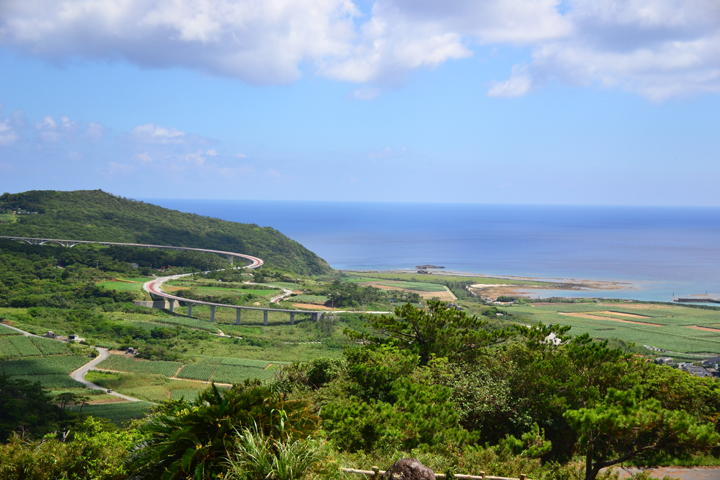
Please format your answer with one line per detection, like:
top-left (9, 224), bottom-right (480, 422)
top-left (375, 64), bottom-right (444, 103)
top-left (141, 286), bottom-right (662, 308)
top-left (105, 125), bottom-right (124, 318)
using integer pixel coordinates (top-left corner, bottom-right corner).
top-left (1, 355), bottom-right (89, 375)
top-left (212, 364), bottom-right (275, 383)
top-left (32, 336), bottom-right (71, 355)
top-left (510, 302), bottom-right (720, 354)
top-left (287, 295), bottom-right (328, 304)
top-left (192, 286), bottom-right (278, 297)
top-left (358, 280), bottom-right (448, 293)
top-left (0, 323), bottom-right (21, 335)
top-left (70, 401), bottom-right (153, 425)
top-left (99, 355), bottom-right (183, 377)
top-left (97, 280), bottom-right (145, 292)
top-left (9, 374), bottom-right (84, 388)
top-left (346, 272), bottom-right (549, 286)
top-left (176, 363), bottom-right (217, 381)
top-left (0, 335), bottom-right (68, 358)
top-left (170, 389), bottom-right (202, 401)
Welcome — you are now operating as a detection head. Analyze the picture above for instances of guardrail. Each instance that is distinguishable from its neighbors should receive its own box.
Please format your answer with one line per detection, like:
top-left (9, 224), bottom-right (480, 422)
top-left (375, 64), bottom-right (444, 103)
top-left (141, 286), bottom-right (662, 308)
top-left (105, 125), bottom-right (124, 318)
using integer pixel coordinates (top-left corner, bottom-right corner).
top-left (341, 467), bottom-right (529, 480)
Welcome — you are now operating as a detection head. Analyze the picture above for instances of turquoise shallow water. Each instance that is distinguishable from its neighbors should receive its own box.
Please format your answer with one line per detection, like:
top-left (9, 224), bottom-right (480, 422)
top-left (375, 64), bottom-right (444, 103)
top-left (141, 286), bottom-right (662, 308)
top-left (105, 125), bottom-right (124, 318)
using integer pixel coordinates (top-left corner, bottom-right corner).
top-left (145, 200), bottom-right (720, 303)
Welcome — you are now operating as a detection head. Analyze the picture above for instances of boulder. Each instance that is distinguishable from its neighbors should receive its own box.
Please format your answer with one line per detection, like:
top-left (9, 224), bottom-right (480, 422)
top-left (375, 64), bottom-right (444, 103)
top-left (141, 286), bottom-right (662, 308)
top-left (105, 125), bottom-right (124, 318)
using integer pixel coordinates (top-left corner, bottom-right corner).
top-left (381, 459), bottom-right (436, 480)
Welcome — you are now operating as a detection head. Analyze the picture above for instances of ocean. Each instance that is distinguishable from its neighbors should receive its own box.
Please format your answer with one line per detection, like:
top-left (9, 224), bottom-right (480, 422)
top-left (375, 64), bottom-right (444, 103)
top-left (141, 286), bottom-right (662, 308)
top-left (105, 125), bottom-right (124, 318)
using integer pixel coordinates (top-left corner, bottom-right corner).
top-left (145, 200), bottom-right (720, 303)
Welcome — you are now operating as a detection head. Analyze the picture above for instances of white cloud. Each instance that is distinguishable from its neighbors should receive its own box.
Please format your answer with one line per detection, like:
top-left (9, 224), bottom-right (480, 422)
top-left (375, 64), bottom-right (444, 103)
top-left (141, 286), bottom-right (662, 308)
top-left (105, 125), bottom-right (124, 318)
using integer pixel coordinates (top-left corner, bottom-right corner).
top-left (136, 152), bottom-right (153, 162)
top-left (368, 146), bottom-right (406, 158)
top-left (236, 153), bottom-right (246, 158)
top-left (206, 148), bottom-right (218, 156)
top-left (488, 65), bottom-right (532, 98)
top-left (131, 123), bottom-right (187, 144)
top-left (1, 0), bottom-right (719, 99)
top-left (0, 120), bottom-right (19, 146)
top-left (491, 0), bottom-right (720, 100)
top-left (85, 122), bottom-right (107, 140)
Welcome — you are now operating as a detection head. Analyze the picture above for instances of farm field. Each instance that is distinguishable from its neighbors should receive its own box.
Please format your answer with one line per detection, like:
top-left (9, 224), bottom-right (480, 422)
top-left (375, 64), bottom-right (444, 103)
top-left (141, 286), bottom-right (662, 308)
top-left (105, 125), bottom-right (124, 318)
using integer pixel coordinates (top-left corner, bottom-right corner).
top-left (511, 301), bottom-right (720, 355)
top-left (99, 353), bottom-right (283, 385)
top-left (0, 355), bottom-right (90, 389)
top-left (345, 272), bottom-right (550, 286)
top-left (0, 323), bottom-right (21, 335)
top-left (0, 335), bottom-right (71, 358)
top-left (86, 370), bottom-right (212, 402)
top-left (69, 401), bottom-right (153, 425)
top-left (97, 280), bottom-right (146, 292)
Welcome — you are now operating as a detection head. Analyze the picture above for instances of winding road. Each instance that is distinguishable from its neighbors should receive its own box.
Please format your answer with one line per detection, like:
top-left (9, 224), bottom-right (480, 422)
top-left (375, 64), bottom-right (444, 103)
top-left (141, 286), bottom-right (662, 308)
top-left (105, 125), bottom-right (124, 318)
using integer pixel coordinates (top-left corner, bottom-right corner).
top-left (70, 347), bottom-right (143, 402)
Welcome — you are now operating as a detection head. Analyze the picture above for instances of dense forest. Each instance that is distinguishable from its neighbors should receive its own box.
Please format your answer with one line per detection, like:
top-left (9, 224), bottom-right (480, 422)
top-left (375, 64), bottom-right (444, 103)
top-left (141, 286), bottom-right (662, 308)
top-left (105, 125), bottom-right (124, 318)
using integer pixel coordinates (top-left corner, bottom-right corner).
top-left (0, 190), bottom-right (332, 275)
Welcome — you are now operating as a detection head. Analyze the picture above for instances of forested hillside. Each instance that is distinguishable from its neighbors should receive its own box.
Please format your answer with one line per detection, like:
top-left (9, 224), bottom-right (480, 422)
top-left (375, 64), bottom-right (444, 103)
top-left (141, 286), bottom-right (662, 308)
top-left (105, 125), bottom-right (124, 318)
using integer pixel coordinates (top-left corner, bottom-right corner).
top-left (0, 190), bottom-right (331, 275)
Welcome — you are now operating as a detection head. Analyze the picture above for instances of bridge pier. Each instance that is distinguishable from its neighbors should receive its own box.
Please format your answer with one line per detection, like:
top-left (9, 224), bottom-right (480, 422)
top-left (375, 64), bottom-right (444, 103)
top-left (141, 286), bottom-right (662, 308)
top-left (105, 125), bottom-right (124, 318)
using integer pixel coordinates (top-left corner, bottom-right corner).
top-left (227, 255), bottom-right (233, 265)
top-left (187, 304), bottom-right (193, 318)
top-left (210, 306), bottom-right (216, 323)
top-left (168, 300), bottom-right (175, 313)
top-left (263, 310), bottom-right (268, 326)
top-left (313, 312), bottom-right (322, 322)
top-left (290, 312), bottom-right (295, 325)
top-left (236, 309), bottom-right (242, 325)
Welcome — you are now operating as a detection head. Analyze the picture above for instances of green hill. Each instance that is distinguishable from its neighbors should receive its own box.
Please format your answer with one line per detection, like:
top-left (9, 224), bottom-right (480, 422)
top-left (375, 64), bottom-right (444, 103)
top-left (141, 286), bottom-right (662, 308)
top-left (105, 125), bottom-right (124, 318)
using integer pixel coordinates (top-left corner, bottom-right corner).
top-left (0, 190), bottom-right (332, 275)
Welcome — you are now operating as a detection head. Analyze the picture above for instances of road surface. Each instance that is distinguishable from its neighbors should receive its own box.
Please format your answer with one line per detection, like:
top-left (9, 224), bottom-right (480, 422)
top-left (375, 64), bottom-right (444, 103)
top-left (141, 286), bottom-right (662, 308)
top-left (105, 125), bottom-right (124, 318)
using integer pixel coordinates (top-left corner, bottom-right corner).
top-left (70, 347), bottom-right (143, 402)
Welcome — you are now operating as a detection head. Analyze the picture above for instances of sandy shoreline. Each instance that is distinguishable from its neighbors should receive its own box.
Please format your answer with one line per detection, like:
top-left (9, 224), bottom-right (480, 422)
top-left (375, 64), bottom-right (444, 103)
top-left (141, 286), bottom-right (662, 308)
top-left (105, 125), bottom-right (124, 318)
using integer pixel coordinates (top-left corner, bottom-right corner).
top-left (341, 268), bottom-right (633, 301)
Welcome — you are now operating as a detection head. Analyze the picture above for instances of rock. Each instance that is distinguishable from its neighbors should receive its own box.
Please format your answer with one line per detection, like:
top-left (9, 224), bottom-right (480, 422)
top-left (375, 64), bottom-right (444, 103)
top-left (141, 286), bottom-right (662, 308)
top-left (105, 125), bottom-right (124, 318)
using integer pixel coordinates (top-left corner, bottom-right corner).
top-left (381, 459), bottom-right (436, 480)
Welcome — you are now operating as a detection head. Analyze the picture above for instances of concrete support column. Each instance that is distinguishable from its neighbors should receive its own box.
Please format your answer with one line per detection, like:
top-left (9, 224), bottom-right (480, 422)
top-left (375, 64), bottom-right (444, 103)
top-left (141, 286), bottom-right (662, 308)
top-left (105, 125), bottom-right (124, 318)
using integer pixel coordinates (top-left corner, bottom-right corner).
top-left (236, 309), bottom-right (242, 325)
top-left (263, 310), bottom-right (268, 326)
top-left (168, 300), bottom-right (175, 313)
top-left (290, 312), bottom-right (295, 325)
top-left (210, 306), bottom-right (216, 323)
top-left (187, 304), bottom-right (193, 318)
top-left (313, 312), bottom-right (320, 322)
top-left (227, 255), bottom-right (233, 265)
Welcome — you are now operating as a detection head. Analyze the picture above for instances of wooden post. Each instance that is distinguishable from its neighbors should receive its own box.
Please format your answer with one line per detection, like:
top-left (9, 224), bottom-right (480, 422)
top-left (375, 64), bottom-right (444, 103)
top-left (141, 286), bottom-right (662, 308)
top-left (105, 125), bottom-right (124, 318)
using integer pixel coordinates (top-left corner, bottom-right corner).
top-left (371, 466), bottom-right (379, 480)
top-left (519, 475), bottom-right (527, 480)
top-left (479, 472), bottom-right (485, 480)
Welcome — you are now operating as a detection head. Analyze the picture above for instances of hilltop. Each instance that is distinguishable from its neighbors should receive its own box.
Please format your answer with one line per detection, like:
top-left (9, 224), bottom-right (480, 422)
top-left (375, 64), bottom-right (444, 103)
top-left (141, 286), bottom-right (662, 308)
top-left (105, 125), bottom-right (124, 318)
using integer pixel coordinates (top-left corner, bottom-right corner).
top-left (0, 190), bottom-right (332, 275)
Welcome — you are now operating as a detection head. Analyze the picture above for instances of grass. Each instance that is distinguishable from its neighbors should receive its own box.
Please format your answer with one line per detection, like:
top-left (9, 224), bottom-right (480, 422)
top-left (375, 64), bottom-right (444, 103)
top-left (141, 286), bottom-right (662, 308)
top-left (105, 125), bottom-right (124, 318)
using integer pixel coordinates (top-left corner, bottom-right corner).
top-left (97, 280), bottom-right (146, 292)
top-left (176, 363), bottom-right (217, 381)
top-left (98, 354), bottom-right (183, 377)
top-left (345, 272), bottom-right (550, 286)
top-left (87, 371), bottom-right (212, 402)
top-left (0, 323), bottom-right (22, 335)
top-left (9, 374), bottom-right (84, 389)
top-left (0, 336), bottom-right (73, 358)
top-left (1, 355), bottom-right (90, 375)
top-left (288, 295), bottom-right (328, 304)
top-left (357, 280), bottom-right (448, 292)
top-left (70, 401), bottom-right (153, 425)
top-left (510, 302), bottom-right (720, 355)
top-left (212, 364), bottom-right (275, 383)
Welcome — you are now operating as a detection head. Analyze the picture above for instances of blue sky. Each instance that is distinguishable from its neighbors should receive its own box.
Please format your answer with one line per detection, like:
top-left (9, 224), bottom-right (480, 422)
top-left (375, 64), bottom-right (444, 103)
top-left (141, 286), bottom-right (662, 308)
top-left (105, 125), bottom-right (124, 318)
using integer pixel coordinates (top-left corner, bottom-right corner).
top-left (1, 0), bottom-right (719, 205)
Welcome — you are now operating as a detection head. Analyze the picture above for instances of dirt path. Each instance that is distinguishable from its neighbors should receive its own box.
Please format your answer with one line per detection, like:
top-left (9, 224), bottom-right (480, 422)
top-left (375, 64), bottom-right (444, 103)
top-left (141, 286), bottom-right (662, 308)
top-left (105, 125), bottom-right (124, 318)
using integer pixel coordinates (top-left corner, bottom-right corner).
top-left (597, 310), bottom-right (652, 319)
top-left (686, 325), bottom-right (720, 333)
top-left (557, 312), bottom-right (663, 326)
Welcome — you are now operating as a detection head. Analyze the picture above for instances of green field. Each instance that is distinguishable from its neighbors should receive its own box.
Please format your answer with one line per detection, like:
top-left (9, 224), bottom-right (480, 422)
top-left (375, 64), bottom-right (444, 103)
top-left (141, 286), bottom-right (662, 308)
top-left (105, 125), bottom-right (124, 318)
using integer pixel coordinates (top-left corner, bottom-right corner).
top-left (0, 323), bottom-right (22, 335)
top-left (98, 355), bottom-right (183, 377)
top-left (346, 272), bottom-right (550, 286)
top-left (97, 280), bottom-right (146, 292)
top-left (510, 302), bottom-right (720, 355)
top-left (357, 280), bottom-right (448, 292)
top-left (0, 335), bottom-right (71, 358)
top-left (192, 286), bottom-right (278, 297)
top-left (70, 401), bottom-right (153, 425)
top-left (176, 363), bottom-right (217, 381)
top-left (1, 355), bottom-right (89, 375)
top-left (288, 294), bottom-right (328, 304)
top-left (9, 373), bottom-right (84, 388)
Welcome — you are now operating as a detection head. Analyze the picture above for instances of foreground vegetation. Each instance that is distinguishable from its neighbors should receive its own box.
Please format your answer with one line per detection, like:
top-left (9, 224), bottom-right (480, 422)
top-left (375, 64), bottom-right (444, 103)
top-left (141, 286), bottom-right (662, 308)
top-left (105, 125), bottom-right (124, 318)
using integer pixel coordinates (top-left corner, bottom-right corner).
top-left (2, 192), bottom-right (720, 479)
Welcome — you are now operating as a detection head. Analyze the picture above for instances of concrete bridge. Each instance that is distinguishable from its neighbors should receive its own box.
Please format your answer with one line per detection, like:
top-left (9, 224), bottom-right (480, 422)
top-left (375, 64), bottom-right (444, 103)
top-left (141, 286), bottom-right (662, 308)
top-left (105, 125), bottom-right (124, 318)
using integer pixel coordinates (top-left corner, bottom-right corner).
top-left (144, 274), bottom-right (323, 325)
top-left (0, 235), bottom-right (325, 324)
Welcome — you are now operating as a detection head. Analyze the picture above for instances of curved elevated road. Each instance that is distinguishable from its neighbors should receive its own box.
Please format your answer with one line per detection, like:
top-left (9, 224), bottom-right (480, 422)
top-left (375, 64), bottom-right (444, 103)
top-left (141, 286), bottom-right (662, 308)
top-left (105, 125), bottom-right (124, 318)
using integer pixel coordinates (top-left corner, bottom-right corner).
top-left (0, 236), bottom-right (263, 269)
